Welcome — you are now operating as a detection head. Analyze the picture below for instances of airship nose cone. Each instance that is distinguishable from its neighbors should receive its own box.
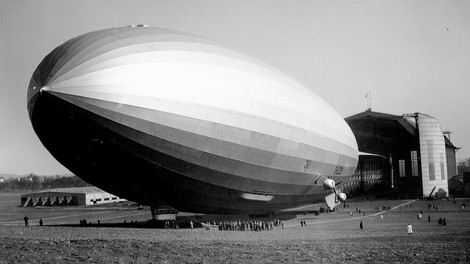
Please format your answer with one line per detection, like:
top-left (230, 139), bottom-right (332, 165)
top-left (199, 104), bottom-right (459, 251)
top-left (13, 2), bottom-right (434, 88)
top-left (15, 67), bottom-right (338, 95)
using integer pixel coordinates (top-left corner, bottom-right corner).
top-left (39, 86), bottom-right (50, 93)
top-left (27, 79), bottom-right (42, 121)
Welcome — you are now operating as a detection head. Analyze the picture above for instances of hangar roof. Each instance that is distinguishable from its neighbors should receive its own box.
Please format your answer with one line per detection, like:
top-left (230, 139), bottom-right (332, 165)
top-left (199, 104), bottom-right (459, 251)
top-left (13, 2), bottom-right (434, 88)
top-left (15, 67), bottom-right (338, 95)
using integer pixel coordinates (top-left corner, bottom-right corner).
top-left (346, 110), bottom-right (458, 149)
top-left (444, 136), bottom-right (458, 149)
top-left (22, 187), bottom-right (107, 197)
top-left (345, 110), bottom-right (417, 138)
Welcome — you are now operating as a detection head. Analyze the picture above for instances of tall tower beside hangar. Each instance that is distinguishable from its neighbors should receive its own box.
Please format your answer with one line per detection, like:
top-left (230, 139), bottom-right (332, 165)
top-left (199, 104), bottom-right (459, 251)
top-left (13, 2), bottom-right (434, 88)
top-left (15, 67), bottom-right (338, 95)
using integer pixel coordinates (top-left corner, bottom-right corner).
top-left (408, 113), bottom-right (450, 198)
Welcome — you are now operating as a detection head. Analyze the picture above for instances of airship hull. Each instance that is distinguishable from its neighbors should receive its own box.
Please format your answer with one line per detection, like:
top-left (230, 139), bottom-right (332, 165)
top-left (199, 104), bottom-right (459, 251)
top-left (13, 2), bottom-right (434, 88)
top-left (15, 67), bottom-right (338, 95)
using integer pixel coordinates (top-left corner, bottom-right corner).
top-left (27, 27), bottom-right (358, 214)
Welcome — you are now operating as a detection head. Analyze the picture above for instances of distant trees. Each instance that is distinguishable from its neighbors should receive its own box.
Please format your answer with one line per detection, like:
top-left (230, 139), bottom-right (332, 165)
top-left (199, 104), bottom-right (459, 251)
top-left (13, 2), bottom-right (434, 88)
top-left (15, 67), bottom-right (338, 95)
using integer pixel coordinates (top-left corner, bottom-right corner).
top-left (458, 157), bottom-right (470, 166)
top-left (458, 157), bottom-right (470, 176)
top-left (0, 174), bottom-right (91, 191)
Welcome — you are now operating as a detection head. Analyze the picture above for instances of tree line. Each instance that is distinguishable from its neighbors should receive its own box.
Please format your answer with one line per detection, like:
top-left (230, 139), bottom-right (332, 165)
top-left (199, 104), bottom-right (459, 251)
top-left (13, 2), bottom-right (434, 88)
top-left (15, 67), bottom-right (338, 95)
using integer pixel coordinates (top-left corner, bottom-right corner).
top-left (0, 174), bottom-right (91, 191)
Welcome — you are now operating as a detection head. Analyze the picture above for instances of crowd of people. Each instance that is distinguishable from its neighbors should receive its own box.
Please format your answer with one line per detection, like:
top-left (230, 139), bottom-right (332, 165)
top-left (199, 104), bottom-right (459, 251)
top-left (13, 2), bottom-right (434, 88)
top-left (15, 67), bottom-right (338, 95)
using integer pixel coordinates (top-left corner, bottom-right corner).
top-left (438, 217), bottom-right (447, 226)
top-left (215, 219), bottom-right (284, 231)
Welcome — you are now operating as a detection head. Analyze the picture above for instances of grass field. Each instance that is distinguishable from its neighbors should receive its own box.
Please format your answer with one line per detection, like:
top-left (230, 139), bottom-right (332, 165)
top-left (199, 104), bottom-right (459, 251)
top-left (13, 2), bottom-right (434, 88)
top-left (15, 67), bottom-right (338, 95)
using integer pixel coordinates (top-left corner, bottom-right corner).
top-left (1, 192), bottom-right (469, 263)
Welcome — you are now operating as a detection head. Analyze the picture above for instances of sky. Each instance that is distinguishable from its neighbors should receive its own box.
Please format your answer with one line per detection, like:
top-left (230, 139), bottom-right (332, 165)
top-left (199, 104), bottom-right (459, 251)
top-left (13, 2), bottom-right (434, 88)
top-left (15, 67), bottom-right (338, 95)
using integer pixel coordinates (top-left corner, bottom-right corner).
top-left (1, 0), bottom-right (470, 175)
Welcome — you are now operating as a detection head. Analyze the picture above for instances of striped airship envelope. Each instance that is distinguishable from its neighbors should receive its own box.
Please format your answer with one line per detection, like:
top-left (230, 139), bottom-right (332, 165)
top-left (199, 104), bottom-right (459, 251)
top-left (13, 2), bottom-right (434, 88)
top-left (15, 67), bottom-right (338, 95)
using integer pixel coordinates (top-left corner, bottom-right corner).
top-left (27, 26), bottom-right (358, 213)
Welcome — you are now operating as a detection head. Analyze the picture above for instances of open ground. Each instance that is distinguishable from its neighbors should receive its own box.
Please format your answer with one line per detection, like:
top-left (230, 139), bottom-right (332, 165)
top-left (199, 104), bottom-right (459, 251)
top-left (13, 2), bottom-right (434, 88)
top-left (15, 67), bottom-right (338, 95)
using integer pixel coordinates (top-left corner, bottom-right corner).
top-left (0, 192), bottom-right (469, 263)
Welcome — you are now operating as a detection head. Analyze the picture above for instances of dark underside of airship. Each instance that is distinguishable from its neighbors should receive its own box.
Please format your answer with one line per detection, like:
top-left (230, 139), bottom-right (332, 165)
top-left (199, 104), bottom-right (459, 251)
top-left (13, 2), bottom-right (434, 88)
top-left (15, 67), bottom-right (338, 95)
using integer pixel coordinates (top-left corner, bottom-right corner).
top-left (28, 92), bottom-right (330, 214)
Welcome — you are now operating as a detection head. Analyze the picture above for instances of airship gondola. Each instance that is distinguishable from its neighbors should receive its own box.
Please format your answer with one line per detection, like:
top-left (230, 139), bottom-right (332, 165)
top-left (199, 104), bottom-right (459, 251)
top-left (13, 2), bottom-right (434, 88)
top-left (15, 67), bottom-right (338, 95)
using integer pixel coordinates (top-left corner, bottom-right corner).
top-left (27, 26), bottom-right (358, 214)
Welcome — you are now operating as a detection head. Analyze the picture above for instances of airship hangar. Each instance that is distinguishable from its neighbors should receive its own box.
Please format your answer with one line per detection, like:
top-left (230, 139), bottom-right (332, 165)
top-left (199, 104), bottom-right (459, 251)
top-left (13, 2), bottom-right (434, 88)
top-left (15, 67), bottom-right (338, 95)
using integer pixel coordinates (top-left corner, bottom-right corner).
top-left (20, 187), bottom-right (126, 207)
top-left (343, 110), bottom-right (459, 199)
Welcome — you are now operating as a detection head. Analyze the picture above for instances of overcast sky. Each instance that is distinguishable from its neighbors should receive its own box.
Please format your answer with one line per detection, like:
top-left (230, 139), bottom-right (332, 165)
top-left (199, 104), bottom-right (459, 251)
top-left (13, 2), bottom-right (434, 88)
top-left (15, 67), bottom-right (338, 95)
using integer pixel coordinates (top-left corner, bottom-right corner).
top-left (1, 0), bottom-right (470, 175)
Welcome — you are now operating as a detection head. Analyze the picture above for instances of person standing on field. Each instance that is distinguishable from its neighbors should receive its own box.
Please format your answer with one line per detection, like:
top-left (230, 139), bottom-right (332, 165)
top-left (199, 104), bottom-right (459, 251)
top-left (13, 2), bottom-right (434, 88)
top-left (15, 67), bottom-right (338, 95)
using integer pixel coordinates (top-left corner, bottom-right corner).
top-left (23, 215), bottom-right (29, 227)
top-left (407, 224), bottom-right (413, 235)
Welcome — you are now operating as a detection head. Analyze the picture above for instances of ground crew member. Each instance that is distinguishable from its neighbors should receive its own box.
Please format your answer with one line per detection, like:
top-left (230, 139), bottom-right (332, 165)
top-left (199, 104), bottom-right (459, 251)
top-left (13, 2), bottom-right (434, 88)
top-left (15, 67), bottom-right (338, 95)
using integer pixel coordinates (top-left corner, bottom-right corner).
top-left (24, 215), bottom-right (29, 227)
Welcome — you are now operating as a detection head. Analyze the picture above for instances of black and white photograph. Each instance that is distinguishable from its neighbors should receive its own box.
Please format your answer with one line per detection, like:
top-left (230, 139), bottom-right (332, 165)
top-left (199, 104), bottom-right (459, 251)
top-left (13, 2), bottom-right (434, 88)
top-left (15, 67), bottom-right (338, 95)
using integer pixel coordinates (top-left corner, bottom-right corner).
top-left (1, 1), bottom-right (470, 263)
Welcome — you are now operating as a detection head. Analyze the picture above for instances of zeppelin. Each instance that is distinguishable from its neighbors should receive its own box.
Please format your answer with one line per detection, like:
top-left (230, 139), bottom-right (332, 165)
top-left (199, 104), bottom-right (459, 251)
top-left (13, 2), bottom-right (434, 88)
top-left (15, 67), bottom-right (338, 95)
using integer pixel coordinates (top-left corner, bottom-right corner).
top-left (27, 26), bottom-right (358, 214)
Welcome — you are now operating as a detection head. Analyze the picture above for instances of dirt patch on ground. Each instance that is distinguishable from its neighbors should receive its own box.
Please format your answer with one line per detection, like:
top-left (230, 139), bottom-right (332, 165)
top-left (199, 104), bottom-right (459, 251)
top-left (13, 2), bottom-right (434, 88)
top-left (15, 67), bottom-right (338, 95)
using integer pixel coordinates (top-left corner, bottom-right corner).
top-left (1, 217), bottom-right (469, 263)
top-left (1, 232), bottom-right (469, 263)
